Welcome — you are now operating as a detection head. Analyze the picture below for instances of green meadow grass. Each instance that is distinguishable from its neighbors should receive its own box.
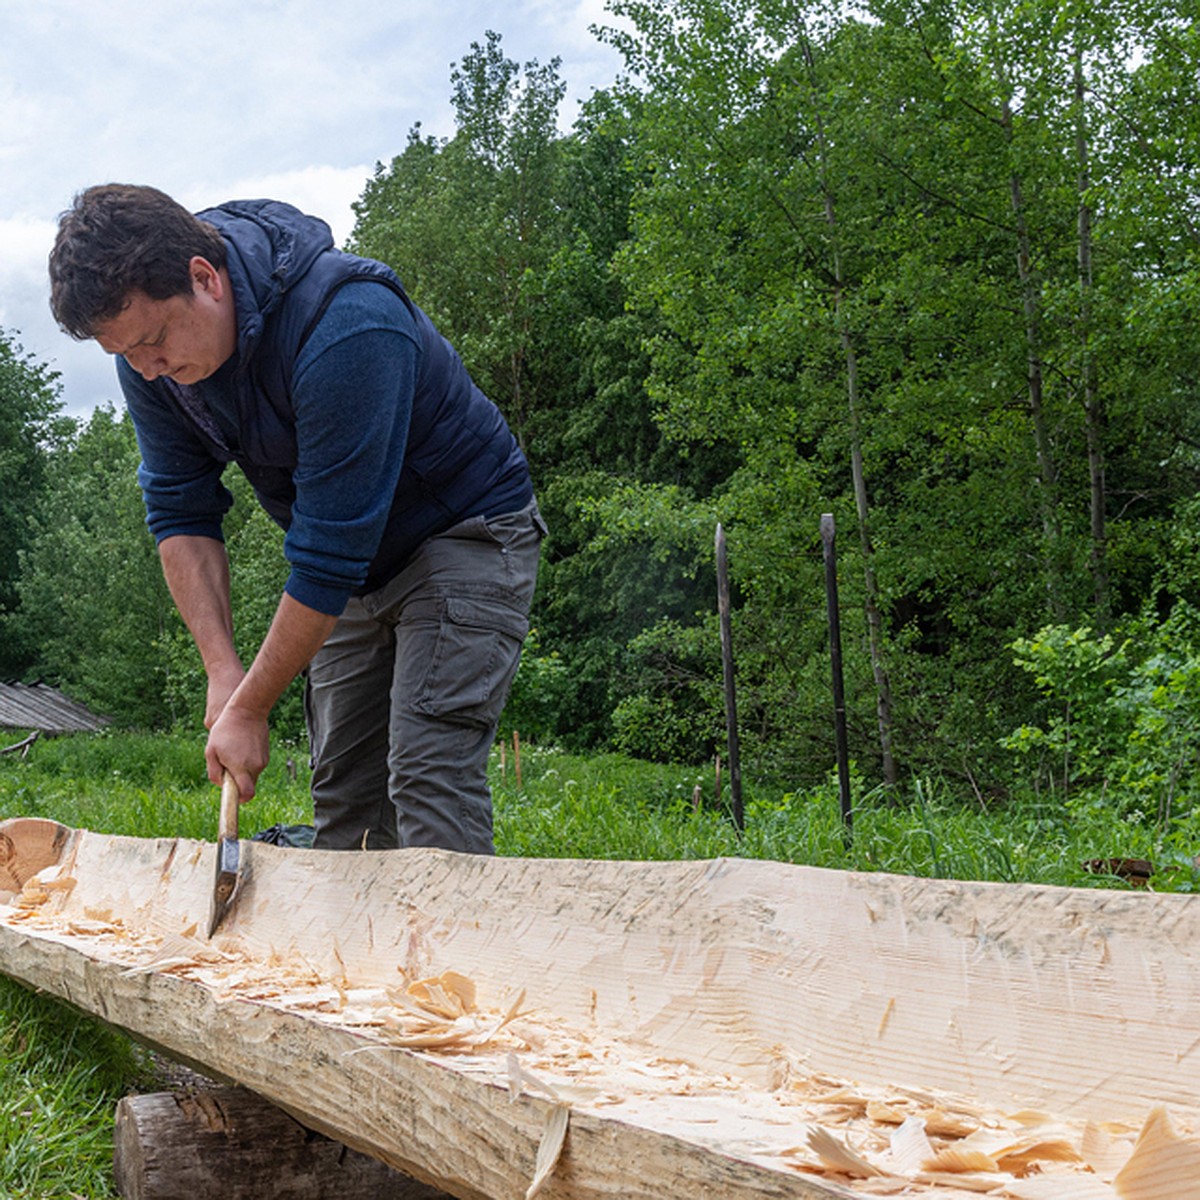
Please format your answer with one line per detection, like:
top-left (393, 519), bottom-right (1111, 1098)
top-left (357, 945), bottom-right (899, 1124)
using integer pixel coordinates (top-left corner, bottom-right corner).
top-left (0, 728), bottom-right (1193, 1196)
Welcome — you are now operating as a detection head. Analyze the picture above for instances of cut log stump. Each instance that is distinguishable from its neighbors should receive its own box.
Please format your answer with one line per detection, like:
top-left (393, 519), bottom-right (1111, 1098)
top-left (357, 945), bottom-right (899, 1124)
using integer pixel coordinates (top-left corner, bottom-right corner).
top-left (113, 1087), bottom-right (451, 1200)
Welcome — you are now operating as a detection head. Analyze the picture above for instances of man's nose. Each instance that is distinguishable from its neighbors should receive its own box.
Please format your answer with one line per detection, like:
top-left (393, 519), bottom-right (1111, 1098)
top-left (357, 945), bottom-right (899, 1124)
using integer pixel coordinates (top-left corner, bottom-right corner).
top-left (127, 350), bottom-right (166, 380)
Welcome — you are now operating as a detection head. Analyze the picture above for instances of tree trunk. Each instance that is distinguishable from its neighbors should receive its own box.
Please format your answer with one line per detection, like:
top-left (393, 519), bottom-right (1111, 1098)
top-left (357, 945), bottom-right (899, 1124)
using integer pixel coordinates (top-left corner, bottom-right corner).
top-left (1001, 95), bottom-right (1066, 622)
top-left (838, 305), bottom-right (897, 787)
top-left (1076, 46), bottom-right (1109, 625)
top-left (6, 819), bottom-right (1200, 1197)
top-left (802, 32), bottom-right (898, 788)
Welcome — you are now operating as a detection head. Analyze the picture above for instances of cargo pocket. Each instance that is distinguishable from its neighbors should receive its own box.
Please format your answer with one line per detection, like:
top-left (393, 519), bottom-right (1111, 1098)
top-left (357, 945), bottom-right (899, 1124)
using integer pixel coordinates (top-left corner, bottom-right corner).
top-left (413, 596), bottom-right (530, 727)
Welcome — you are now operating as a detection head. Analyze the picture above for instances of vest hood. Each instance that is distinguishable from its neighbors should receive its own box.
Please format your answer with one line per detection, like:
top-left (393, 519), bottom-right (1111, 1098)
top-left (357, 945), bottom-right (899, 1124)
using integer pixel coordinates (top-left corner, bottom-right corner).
top-left (196, 200), bottom-right (334, 363)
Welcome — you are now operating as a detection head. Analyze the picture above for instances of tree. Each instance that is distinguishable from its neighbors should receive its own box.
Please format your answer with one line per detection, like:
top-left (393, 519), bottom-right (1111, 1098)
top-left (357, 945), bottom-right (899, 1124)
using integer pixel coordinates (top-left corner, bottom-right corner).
top-left (13, 407), bottom-right (175, 726)
top-left (350, 32), bottom-right (568, 453)
top-left (0, 332), bottom-right (68, 678)
top-left (602, 0), bottom-right (920, 779)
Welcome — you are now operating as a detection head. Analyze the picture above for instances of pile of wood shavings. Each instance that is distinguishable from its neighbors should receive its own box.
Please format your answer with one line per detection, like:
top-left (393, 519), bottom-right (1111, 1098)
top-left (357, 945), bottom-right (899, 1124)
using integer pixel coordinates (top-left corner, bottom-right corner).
top-left (773, 1072), bottom-right (1200, 1198)
top-left (1, 866), bottom-right (528, 1054)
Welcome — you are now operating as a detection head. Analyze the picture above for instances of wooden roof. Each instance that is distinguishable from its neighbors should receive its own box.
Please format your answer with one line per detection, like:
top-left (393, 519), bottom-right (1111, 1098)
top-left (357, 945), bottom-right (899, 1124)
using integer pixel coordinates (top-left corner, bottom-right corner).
top-left (0, 681), bottom-right (109, 734)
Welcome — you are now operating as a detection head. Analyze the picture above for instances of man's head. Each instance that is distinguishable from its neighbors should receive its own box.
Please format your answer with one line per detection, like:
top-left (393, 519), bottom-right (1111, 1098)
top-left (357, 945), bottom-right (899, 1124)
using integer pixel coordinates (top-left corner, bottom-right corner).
top-left (50, 184), bottom-right (237, 384)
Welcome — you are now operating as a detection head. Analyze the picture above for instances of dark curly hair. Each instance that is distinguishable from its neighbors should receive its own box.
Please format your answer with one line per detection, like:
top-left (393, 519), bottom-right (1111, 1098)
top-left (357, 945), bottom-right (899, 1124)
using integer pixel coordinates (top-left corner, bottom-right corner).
top-left (49, 184), bottom-right (228, 340)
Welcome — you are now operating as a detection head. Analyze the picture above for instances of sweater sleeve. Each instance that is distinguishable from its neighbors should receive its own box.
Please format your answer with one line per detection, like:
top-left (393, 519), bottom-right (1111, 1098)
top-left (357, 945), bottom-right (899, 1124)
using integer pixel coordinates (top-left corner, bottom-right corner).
top-left (118, 358), bottom-right (233, 543)
top-left (280, 282), bottom-right (419, 615)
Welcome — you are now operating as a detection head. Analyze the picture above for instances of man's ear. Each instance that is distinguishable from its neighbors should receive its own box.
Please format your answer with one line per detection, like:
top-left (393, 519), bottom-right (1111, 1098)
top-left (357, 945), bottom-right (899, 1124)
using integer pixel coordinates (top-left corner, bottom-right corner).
top-left (189, 256), bottom-right (224, 298)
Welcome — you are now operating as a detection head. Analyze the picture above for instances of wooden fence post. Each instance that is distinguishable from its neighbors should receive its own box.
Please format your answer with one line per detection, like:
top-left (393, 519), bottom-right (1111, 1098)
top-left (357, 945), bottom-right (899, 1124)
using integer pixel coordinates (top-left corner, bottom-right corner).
top-left (715, 524), bottom-right (744, 831)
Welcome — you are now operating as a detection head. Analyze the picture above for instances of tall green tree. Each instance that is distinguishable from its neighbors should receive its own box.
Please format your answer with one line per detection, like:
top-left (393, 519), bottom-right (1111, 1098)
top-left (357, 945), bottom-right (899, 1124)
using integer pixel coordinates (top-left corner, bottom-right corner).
top-left (350, 31), bottom-right (568, 452)
top-left (0, 332), bottom-right (67, 678)
top-left (602, 0), bottom-right (934, 777)
top-left (13, 406), bottom-right (174, 726)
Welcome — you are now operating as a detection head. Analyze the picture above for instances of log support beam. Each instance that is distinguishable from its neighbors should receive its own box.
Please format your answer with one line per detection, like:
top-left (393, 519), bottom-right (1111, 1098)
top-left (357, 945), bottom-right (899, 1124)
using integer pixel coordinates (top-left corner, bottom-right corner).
top-left (114, 1087), bottom-right (452, 1200)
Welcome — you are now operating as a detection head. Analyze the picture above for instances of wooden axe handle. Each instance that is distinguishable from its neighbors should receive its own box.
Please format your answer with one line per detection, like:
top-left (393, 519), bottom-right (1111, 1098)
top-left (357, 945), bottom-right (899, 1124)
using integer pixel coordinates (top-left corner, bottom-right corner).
top-left (218, 772), bottom-right (240, 843)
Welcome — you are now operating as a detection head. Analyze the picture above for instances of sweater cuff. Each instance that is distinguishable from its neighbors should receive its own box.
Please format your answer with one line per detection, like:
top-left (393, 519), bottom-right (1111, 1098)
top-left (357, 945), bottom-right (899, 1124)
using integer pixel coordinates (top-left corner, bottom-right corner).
top-left (284, 572), bottom-right (351, 618)
top-left (149, 516), bottom-right (226, 544)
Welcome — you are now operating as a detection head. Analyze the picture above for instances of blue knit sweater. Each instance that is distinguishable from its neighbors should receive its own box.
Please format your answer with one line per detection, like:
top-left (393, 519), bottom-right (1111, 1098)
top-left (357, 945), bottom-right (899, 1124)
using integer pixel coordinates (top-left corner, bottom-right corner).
top-left (118, 201), bottom-right (531, 615)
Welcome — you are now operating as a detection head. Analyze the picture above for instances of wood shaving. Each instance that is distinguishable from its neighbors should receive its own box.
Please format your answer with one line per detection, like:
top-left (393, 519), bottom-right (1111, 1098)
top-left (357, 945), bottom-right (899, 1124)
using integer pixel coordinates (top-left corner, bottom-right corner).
top-left (1112, 1105), bottom-right (1200, 1199)
top-left (508, 1053), bottom-right (563, 1103)
top-left (525, 1102), bottom-right (569, 1200)
top-left (806, 1126), bottom-right (888, 1178)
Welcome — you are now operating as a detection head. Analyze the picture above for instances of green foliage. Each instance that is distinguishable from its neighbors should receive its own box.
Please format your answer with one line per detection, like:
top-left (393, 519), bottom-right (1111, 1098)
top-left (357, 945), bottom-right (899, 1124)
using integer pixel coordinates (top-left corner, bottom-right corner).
top-left (350, 32), bottom-right (569, 453)
top-left (0, 331), bottom-right (69, 677)
top-left (584, 0), bottom-right (1200, 788)
top-left (11, 406), bottom-right (175, 727)
top-left (535, 472), bottom-right (718, 749)
top-left (1003, 606), bottom-right (1200, 830)
top-left (497, 626), bottom-right (571, 743)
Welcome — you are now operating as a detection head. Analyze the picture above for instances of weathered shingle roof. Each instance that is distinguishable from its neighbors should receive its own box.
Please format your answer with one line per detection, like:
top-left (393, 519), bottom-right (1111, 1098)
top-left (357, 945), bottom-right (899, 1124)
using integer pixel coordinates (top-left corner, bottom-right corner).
top-left (0, 681), bottom-right (109, 733)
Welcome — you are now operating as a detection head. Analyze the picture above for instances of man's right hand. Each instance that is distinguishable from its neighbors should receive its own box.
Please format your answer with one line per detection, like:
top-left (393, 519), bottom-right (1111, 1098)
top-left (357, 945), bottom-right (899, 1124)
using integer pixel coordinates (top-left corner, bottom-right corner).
top-left (206, 698), bottom-right (271, 800)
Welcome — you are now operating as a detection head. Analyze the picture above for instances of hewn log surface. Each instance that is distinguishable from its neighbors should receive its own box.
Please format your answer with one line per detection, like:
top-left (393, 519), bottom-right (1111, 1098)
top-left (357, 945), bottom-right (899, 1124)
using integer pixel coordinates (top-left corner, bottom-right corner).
top-left (114, 1087), bottom-right (450, 1199)
top-left (2, 816), bottom-right (1199, 1199)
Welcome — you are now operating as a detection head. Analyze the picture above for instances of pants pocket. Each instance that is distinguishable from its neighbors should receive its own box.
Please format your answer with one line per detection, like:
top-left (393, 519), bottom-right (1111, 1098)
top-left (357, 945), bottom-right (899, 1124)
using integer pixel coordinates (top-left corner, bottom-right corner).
top-left (412, 596), bottom-right (529, 727)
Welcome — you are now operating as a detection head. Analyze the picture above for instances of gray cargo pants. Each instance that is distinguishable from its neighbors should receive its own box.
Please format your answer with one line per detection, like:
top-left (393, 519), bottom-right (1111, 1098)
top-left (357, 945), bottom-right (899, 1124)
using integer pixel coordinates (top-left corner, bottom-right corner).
top-left (304, 500), bottom-right (545, 853)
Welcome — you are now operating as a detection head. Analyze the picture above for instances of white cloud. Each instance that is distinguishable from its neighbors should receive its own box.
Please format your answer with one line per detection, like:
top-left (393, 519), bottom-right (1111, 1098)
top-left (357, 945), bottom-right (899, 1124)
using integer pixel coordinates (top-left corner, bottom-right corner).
top-left (208, 165), bottom-right (375, 248)
top-left (0, 0), bottom-right (624, 415)
top-left (0, 215), bottom-right (123, 418)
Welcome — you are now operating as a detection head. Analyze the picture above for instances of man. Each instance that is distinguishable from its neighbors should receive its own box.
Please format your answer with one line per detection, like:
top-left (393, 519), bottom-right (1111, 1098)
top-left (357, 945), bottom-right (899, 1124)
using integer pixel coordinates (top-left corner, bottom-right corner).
top-left (49, 184), bottom-right (543, 854)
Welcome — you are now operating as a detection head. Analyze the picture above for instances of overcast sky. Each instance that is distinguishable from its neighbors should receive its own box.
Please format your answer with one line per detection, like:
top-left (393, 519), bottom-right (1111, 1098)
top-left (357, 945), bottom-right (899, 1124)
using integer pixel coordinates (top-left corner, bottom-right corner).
top-left (0, 0), bottom-right (625, 417)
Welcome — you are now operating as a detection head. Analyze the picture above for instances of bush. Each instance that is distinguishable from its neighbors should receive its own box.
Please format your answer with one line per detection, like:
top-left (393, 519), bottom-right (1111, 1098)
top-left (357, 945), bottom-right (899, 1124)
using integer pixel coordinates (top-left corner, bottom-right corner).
top-left (1002, 605), bottom-right (1200, 828)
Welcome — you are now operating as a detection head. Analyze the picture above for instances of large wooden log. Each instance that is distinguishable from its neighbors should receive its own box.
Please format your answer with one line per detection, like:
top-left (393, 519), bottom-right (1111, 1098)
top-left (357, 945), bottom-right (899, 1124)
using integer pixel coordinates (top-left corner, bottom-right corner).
top-left (1, 815), bottom-right (1199, 1199)
top-left (114, 1088), bottom-right (449, 1199)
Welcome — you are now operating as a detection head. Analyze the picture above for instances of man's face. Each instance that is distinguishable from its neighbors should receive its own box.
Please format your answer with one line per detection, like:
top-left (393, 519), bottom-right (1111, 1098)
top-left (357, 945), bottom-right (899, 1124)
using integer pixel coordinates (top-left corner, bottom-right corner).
top-left (94, 256), bottom-right (236, 385)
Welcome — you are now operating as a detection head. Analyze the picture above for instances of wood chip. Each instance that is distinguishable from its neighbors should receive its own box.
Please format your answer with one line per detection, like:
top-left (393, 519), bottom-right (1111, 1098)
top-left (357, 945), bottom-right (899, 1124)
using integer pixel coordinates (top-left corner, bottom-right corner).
top-left (884, 1115), bottom-right (934, 1176)
top-left (1081, 1120), bottom-right (1136, 1177)
top-left (1113, 1106), bottom-right (1200, 1200)
top-left (525, 1102), bottom-right (569, 1200)
top-left (924, 1146), bottom-right (1000, 1174)
top-left (807, 1126), bottom-right (887, 1178)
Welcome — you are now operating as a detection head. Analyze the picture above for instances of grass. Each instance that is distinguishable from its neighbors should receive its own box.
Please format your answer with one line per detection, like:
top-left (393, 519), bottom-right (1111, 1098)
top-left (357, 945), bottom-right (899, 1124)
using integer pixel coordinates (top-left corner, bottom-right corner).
top-left (0, 980), bottom-right (152, 1200)
top-left (0, 727), bottom-right (1195, 1196)
top-left (490, 741), bottom-right (1192, 891)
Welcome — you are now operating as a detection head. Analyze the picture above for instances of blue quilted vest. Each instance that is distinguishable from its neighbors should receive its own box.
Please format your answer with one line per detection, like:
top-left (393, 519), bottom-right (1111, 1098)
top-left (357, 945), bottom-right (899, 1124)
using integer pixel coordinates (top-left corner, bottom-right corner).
top-left (166, 200), bottom-right (530, 591)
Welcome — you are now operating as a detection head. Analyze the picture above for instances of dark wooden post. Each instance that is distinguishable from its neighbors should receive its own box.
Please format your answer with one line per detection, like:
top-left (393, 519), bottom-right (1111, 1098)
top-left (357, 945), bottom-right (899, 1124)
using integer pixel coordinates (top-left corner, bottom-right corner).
top-left (821, 514), bottom-right (853, 843)
top-left (715, 524), bottom-right (744, 831)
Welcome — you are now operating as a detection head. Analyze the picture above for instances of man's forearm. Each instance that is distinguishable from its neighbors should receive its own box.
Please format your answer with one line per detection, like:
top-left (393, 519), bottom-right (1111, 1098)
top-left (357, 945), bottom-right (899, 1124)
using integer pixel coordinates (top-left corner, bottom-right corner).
top-left (206, 592), bottom-right (339, 796)
top-left (160, 534), bottom-right (339, 793)
top-left (226, 593), bottom-right (339, 721)
top-left (158, 534), bottom-right (242, 685)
